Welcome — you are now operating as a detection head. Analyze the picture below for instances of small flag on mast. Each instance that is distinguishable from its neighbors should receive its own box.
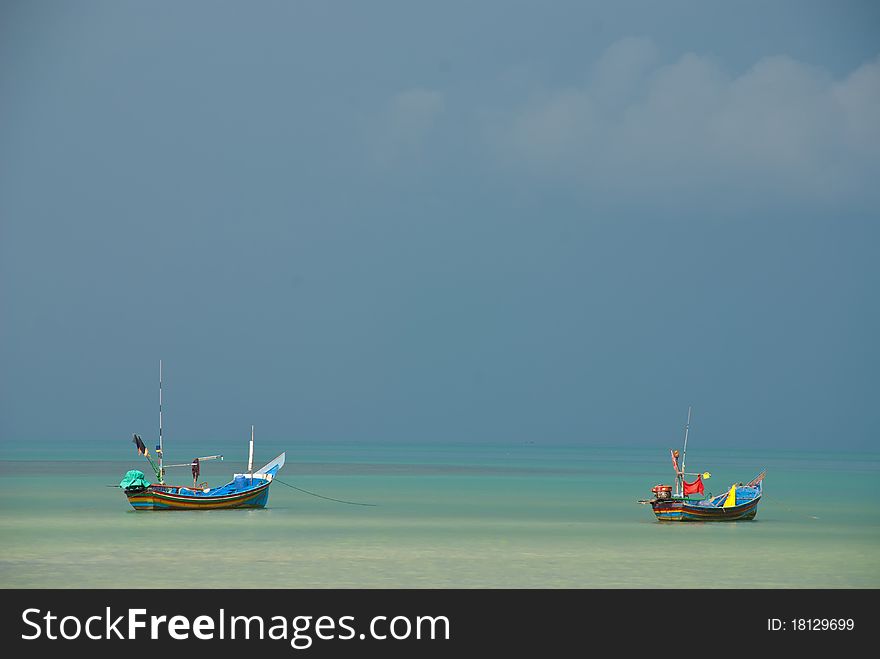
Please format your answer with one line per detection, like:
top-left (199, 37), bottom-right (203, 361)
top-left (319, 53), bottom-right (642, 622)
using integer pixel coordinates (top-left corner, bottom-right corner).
top-left (132, 434), bottom-right (148, 456)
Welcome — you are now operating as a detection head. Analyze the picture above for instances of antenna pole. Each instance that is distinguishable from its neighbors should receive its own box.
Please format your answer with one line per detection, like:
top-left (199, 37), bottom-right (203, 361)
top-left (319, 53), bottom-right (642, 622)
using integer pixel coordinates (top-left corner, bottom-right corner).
top-left (248, 425), bottom-right (255, 478)
top-left (680, 406), bottom-right (692, 497)
top-left (158, 360), bottom-right (164, 483)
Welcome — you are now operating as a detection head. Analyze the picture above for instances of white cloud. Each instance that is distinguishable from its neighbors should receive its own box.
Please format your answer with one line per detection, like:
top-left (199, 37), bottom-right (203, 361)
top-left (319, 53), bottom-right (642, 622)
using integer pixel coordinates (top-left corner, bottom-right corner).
top-left (834, 57), bottom-right (880, 155)
top-left (487, 39), bottom-right (880, 209)
top-left (590, 36), bottom-right (659, 111)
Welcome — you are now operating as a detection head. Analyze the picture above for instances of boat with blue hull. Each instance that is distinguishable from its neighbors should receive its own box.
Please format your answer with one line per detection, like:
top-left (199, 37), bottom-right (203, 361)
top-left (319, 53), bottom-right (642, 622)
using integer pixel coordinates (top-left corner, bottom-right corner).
top-left (120, 361), bottom-right (285, 511)
top-left (639, 407), bottom-right (765, 522)
top-left (122, 453), bottom-right (285, 511)
top-left (647, 476), bottom-right (764, 521)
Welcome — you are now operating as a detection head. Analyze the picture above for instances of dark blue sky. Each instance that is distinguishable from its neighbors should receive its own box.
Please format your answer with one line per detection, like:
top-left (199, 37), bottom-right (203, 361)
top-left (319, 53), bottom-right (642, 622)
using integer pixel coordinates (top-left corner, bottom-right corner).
top-left (1, 1), bottom-right (878, 450)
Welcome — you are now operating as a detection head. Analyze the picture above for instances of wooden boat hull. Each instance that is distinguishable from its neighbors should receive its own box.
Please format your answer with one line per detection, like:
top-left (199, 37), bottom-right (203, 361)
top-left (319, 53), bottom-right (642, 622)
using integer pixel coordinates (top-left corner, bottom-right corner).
top-left (125, 481), bottom-right (272, 511)
top-left (651, 496), bottom-right (760, 522)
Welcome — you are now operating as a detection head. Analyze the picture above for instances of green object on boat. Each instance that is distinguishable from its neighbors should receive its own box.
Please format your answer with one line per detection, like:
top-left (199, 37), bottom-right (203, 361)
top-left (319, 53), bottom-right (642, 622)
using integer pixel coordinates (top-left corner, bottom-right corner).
top-left (119, 470), bottom-right (150, 489)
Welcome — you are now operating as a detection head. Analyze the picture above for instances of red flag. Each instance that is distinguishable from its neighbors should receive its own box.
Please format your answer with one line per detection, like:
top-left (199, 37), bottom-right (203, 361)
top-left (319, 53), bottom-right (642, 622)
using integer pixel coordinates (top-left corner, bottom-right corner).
top-left (683, 475), bottom-right (704, 496)
top-left (670, 449), bottom-right (680, 473)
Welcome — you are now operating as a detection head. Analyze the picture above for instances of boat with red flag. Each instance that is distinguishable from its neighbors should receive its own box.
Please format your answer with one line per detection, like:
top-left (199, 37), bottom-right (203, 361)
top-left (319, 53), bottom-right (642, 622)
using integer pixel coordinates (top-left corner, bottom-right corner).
top-left (639, 407), bottom-right (765, 521)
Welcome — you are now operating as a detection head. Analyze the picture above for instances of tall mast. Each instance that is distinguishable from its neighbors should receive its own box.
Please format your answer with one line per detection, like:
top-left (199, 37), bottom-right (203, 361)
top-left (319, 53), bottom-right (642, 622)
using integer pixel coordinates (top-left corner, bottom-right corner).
top-left (158, 360), bottom-right (164, 483)
top-left (679, 406), bottom-right (692, 496)
top-left (248, 425), bottom-right (255, 477)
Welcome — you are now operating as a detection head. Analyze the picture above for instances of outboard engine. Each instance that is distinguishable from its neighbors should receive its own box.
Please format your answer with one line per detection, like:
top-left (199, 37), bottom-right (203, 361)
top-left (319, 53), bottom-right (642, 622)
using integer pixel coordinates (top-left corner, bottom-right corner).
top-left (651, 484), bottom-right (672, 500)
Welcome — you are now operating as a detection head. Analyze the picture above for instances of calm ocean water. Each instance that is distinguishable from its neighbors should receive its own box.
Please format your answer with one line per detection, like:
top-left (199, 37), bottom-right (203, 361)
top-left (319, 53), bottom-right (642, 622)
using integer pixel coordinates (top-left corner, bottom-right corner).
top-left (0, 438), bottom-right (877, 588)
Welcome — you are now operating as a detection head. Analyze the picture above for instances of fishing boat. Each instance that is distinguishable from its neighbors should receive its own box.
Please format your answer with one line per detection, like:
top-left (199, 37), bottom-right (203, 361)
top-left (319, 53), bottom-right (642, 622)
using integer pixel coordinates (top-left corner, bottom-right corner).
top-left (119, 361), bottom-right (285, 511)
top-left (639, 407), bottom-right (765, 522)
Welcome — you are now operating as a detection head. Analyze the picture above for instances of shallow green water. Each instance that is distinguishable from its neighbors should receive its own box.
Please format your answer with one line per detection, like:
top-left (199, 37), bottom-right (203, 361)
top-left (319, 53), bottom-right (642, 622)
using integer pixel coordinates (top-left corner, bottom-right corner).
top-left (1, 440), bottom-right (877, 588)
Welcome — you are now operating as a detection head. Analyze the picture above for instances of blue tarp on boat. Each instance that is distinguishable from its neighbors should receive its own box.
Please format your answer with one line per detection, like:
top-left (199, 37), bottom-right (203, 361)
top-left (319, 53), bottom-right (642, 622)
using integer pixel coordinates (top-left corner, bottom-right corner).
top-left (692, 484), bottom-right (761, 507)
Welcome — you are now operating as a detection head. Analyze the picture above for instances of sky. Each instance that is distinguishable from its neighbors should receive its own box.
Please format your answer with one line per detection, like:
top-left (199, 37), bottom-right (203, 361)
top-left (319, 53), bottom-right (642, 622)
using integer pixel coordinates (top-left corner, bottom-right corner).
top-left (1, 1), bottom-right (878, 451)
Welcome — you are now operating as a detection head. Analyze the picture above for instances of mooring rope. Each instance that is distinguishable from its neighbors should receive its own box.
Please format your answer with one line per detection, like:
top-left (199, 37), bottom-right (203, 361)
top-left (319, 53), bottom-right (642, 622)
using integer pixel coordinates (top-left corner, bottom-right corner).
top-left (274, 478), bottom-right (377, 506)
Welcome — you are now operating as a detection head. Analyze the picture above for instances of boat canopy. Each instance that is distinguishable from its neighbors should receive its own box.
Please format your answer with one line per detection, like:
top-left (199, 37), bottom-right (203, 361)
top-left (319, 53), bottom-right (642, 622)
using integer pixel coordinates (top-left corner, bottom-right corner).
top-left (120, 470), bottom-right (150, 489)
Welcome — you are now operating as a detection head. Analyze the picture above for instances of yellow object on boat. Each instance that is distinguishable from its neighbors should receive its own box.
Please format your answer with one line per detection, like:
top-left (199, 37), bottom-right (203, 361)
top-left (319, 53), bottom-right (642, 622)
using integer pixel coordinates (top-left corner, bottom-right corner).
top-left (723, 484), bottom-right (737, 508)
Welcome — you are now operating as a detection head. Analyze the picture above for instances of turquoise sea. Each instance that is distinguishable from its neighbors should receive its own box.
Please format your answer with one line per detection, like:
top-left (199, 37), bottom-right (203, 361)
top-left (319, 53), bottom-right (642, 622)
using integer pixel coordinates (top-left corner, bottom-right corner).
top-left (0, 438), bottom-right (878, 588)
